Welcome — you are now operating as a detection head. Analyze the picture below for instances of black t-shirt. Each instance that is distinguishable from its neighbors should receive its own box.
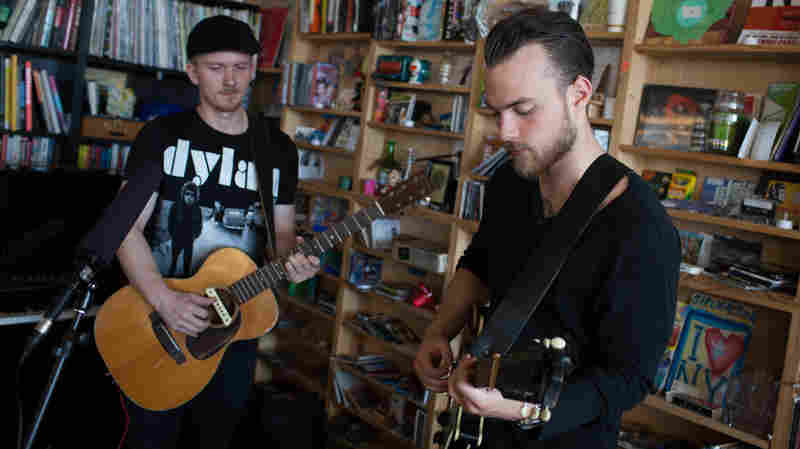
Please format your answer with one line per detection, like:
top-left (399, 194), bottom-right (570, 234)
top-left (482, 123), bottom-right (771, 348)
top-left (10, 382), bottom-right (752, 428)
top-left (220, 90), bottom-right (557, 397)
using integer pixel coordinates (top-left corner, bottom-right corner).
top-left (121, 110), bottom-right (298, 277)
top-left (458, 155), bottom-right (681, 448)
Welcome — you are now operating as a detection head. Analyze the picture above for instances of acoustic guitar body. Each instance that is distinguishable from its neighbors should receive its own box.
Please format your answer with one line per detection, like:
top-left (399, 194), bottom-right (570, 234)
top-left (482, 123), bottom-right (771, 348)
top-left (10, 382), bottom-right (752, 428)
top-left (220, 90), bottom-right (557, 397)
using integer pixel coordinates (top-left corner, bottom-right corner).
top-left (94, 248), bottom-right (278, 411)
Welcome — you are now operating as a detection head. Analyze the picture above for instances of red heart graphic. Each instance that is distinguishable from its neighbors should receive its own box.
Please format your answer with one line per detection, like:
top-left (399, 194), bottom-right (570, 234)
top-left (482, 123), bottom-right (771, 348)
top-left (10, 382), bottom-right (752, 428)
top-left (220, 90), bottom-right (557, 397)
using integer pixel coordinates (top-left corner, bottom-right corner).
top-left (705, 328), bottom-right (746, 377)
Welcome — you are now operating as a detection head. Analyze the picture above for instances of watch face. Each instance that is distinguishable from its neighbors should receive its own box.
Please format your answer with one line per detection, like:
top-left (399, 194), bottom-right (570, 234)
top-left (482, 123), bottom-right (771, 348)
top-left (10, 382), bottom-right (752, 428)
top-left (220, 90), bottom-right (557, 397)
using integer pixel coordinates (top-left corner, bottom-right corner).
top-left (520, 402), bottom-right (532, 419)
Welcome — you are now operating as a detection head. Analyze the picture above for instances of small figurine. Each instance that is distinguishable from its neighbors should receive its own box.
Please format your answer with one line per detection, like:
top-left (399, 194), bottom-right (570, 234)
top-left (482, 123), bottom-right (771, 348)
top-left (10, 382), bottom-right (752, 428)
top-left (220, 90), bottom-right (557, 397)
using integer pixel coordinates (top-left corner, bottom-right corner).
top-left (408, 58), bottom-right (430, 84)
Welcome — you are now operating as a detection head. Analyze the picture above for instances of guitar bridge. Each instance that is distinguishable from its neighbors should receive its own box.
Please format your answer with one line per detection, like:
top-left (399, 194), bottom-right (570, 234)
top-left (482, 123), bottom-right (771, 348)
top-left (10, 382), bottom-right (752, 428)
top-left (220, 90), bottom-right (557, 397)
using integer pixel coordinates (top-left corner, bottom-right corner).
top-left (205, 288), bottom-right (233, 326)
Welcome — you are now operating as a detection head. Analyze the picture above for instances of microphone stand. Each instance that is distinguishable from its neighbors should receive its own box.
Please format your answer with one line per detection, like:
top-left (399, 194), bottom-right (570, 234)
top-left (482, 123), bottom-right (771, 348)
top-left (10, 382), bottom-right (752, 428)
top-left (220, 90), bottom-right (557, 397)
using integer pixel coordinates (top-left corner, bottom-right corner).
top-left (23, 279), bottom-right (98, 449)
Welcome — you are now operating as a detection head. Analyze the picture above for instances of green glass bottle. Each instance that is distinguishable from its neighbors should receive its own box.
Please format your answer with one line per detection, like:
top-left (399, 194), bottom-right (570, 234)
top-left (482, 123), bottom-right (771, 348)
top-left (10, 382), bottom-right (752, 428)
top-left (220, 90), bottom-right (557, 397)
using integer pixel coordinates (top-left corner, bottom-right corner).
top-left (377, 140), bottom-right (401, 187)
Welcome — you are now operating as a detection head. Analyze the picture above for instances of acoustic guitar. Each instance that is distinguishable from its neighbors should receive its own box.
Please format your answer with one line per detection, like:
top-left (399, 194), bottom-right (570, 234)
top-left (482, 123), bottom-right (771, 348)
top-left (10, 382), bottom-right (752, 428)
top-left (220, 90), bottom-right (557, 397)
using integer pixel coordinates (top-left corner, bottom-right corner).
top-left (94, 172), bottom-right (436, 411)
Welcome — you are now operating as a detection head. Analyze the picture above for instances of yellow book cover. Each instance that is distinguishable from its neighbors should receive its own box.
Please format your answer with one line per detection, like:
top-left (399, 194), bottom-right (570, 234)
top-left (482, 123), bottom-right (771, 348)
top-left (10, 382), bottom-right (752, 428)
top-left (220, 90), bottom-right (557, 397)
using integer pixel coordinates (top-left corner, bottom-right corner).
top-left (10, 54), bottom-right (17, 131)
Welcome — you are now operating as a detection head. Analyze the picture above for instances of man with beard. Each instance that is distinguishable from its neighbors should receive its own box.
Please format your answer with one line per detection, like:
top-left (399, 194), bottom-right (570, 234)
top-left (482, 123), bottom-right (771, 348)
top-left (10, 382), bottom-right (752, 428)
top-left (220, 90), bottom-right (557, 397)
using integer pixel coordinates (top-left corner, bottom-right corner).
top-left (413, 9), bottom-right (680, 448)
top-left (112, 15), bottom-right (319, 449)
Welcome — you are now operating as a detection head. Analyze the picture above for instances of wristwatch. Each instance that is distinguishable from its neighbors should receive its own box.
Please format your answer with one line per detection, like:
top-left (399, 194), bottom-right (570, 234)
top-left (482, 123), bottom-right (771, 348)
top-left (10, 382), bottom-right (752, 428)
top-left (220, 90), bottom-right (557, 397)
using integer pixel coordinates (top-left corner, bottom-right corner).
top-left (517, 402), bottom-right (540, 430)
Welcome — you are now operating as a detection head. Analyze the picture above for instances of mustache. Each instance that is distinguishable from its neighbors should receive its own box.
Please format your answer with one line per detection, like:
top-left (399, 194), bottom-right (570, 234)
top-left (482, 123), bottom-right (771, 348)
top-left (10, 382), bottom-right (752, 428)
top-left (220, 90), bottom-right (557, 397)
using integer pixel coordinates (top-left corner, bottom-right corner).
top-left (220, 89), bottom-right (240, 95)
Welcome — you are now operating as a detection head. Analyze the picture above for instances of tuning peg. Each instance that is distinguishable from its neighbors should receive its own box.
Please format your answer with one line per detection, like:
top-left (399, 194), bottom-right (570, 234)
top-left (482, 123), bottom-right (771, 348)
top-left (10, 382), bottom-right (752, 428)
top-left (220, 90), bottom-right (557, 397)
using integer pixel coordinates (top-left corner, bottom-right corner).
top-left (550, 337), bottom-right (566, 350)
top-left (541, 406), bottom-right (552, 422)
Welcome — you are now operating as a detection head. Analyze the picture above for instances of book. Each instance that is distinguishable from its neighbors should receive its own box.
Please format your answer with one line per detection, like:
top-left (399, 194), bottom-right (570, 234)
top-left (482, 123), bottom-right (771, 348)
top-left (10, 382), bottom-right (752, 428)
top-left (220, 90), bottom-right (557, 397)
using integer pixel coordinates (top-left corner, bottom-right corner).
top-left (665, 292), bottom-right (756, 411)
top-left (738, 4), bottom-right (800, 46)
top-left (258, 7), bottom-right (288, 69)
top-left (641, 169), bottom-right (672, 200)
top-left (634, 84), bottom-right (718, 151)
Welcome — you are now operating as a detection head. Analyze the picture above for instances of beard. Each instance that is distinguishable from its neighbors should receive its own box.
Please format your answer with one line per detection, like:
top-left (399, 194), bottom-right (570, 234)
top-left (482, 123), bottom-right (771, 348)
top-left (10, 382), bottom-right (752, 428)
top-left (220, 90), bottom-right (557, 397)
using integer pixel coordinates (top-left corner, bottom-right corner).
top-left (511, 112), bottom-right (577, 180)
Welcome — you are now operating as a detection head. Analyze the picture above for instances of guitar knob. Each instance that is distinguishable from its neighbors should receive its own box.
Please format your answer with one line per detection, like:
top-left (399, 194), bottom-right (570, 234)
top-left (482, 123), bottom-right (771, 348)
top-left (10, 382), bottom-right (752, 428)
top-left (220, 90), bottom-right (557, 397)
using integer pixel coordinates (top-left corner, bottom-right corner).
top-left (541, 406), bottom-right (552, 422)
top-left (550, 337), bottom-right (566, 350)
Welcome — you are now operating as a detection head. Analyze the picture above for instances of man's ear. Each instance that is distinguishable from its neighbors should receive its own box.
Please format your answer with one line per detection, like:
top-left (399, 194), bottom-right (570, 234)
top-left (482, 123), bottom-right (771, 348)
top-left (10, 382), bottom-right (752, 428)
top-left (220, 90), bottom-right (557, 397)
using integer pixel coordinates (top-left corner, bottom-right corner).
top-left (568, 75), bottom-right (594, 109)
top-left (186, 59), bottom-right (199, 86)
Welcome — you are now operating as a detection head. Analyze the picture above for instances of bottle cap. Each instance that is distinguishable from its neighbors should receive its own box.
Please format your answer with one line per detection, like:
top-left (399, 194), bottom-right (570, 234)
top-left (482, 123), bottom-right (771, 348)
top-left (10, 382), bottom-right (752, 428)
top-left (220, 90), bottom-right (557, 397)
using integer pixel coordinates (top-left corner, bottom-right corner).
top-left (403, 119), bottom-right (415, 127)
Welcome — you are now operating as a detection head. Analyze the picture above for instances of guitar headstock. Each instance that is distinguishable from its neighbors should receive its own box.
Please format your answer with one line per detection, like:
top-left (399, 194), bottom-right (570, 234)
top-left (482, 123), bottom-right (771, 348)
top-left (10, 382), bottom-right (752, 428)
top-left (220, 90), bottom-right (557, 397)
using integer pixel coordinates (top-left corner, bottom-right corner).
top-left (377, 169), bottom-right (441, 215)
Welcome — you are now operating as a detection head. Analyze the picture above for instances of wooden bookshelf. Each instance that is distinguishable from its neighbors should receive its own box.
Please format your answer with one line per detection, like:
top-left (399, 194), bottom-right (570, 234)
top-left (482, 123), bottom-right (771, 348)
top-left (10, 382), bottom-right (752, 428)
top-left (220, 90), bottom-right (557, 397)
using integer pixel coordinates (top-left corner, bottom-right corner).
top-left (643, 395), bottom-right (769, 449)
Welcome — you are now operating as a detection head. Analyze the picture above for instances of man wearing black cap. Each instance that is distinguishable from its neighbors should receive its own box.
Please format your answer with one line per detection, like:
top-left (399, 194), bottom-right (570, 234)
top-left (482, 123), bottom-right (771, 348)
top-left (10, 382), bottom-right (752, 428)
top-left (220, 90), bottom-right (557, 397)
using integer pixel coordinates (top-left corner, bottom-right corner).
top-left (110, 15), bottom-right (319, 449)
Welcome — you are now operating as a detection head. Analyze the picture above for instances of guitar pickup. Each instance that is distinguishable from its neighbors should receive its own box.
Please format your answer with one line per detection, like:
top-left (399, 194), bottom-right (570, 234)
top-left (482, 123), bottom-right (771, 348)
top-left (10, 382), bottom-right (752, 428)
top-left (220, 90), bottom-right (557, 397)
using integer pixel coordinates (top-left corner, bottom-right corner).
top-left (205, 288), bottom-right (233, 326)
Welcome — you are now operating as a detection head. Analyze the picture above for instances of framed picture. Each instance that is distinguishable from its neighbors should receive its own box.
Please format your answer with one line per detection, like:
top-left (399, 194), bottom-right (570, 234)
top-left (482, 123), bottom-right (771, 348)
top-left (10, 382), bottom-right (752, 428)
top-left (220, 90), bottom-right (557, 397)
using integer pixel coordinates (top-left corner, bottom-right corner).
top-left (427, 160), bottom-right (454, 210)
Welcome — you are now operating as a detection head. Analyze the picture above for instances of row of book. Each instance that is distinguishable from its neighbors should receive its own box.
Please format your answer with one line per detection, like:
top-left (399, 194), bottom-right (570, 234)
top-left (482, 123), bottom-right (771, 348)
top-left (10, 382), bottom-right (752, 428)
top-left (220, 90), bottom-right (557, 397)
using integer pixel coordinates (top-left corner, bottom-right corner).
top-left (76, 142), bottom-right (131, 174)
top-left (298, 0), bottom-right (374, 34)
top-left (294, 117), bottom-right (360, 152)
top-left (458, 179), bottom-right (484, 222)
top-left (634, 83), bottom-right (800, 165)
top-left (347, 311), bottom-right (420, 345)
top-left (372, 0), bottom-right (471, 42)
top-left (647, 168), bottom-right (800, 229)
top-left (331, 357), bottom-right (427, 447)
top-left (1, 56), bottom-right (70, 134)
top-left (1, 0), bottom-right (84, 52)
top-left (0, 134), bottom-right (58, 171)
top-left (88, 0), bottom-right (262, 71)
top-left (280, 61), bottom-right (340, 109)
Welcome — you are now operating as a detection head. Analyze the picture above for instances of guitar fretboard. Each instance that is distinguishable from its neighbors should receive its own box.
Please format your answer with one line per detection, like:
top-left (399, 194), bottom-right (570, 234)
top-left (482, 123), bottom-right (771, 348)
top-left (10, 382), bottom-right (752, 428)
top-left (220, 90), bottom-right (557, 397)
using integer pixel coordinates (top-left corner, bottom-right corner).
top-left (225, 203), bottom-right (385, 303)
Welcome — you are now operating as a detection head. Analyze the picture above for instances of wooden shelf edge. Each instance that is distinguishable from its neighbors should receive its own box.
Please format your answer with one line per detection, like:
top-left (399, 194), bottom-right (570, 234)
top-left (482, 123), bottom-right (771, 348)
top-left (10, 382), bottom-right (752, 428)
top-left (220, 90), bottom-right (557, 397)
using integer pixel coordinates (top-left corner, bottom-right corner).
top-left (295, 141), bottom-right (357, 156)
top-left (590, 117), bottom-right (614, 127)
top-left (350, 244), bottom-right (447, 277)
top-left (620, 145), bottom-right (800, 175)
top-left (342, 319), bottom-right (420, 359)
top-left (368, 121), bottom-right (464, 139)
top-left (346, 284), bottom-right (435, 321)
top-left (333, 361), bottom-right (425, 408)
top-left (642, 395), bottom-right (769, 449)
top-left (258, 67), bottom-right (282, 75)
top-left (276, 289), bottom-right (337, 321)
top-left (288, 106), bottom-right (362, 117)
top-left (667, 209), bottom-right (800, 241)
top-left (405, 205), bottom-right (456, 225)
top-left (634, 43), bottom-right (800, 59)
top-left (679, 272), bottom-right (799, 313)
top-left (375, 40), bottom-right (475, 51)
top-left (299, 32), bottom-right (372, 41)
top-left (374, 80), bottom-right (470, 94)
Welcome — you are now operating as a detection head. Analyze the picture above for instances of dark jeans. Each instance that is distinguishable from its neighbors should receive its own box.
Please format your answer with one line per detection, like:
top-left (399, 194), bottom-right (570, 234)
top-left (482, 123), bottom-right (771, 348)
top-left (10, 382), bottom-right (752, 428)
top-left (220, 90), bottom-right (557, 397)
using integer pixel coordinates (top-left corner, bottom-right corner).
top-left (122, 339), bottom-right (257, 449)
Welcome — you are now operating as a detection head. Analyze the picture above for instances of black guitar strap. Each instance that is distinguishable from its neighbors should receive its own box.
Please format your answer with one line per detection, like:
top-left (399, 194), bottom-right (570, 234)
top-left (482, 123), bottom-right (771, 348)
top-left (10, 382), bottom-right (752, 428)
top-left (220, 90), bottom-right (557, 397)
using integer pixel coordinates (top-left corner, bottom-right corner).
top-left (248, 113), bottom-right (280, 263)
top-left (469, 154), bottom-right (629, 359)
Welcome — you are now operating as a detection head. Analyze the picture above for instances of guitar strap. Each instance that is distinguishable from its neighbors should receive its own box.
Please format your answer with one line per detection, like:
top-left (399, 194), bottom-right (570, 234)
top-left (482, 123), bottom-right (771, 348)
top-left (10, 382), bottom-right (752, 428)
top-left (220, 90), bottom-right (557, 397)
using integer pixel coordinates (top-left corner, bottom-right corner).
top-left (248, 113), bottom-right (280, 263)
top-left (469, 154), bottom-right (630, 359)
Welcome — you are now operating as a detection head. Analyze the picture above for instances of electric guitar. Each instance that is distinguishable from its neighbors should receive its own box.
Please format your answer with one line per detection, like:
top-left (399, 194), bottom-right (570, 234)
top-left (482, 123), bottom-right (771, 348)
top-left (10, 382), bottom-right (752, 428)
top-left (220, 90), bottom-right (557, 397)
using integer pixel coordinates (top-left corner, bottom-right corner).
top-left (434, 332), bottom-right (575, 448)
top-left (94, 172), bottom-right (436, 411)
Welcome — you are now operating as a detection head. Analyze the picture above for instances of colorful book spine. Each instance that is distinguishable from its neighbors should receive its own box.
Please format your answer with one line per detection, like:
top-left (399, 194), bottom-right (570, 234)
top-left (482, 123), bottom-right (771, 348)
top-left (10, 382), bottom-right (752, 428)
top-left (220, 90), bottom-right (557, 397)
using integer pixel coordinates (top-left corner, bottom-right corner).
top-left (24, 60), bottom-right (31, 132)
